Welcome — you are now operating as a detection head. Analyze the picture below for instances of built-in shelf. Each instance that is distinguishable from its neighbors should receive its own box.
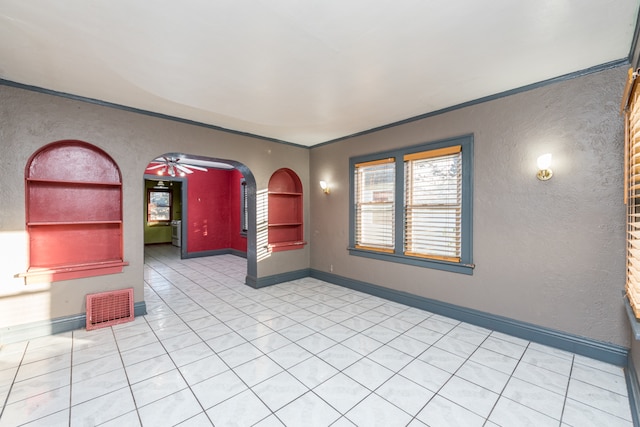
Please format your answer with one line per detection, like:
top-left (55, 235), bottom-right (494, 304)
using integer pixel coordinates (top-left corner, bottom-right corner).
top-left (27, 220), bottom-right (123, 226)
top-left (19, 260), bottom-right (130, 284)
top-left (23, 140), bottom-right (127, 282)
top-left (27, 178), bottom-right (121, 186)
top-left (268, 191), bottom-right (302, 196)
top-left (267, 168), bottom-right (306, 252)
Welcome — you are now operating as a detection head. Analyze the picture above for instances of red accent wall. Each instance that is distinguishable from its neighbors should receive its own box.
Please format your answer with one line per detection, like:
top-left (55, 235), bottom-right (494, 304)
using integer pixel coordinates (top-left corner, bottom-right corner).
top-left (186, 168), bottom-right (247, 254)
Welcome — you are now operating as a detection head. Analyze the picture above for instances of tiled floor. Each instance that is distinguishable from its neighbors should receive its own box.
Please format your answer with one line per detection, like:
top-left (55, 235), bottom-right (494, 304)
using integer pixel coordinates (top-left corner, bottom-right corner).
top-left (0, 245), bottom-right (634, 426)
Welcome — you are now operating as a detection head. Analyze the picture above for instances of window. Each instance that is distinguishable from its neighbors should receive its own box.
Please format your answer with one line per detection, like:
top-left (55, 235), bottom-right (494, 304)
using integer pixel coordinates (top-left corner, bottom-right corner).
top-left (354, 158), bottom-right (395, 252)
top-left (147, 189), bottom-right (171, 222)
top-left (623, 68), bottom-right (640, 319)
top-left (349, 135), bottom-right (473, 274)
top-left (404, 146), bottom-right (461, 262)
top-left (241, 179), bottom-right (248, 234)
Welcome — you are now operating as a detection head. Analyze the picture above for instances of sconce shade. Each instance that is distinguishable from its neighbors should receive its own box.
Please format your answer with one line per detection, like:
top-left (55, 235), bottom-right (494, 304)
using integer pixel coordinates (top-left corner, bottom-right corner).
top-left (320, 180), bottom-right (330, 194)
top-left (536, 153), bottom-right (553, 181)
top-left (537, 154), bottom-right (552, 170)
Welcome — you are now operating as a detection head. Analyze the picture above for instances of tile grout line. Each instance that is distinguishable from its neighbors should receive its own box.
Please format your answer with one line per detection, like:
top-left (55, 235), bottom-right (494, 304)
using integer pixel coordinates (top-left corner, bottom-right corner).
top-left (68, 330), bottom-right (74, 426)
top-left (482, 339), bottom-right (533, 426)
top-left (558, 353), bottom-right (575, 426)
top-left (105, 323), bottom-right (144, 426)
top-left (409, 324), bottom-right (496, 425)
top-left (0, 342), bottom-right (28, 422)
top-left (142, 259), bottom-right (220, 424)
top-left (269, 299), bottom-right (428, 422)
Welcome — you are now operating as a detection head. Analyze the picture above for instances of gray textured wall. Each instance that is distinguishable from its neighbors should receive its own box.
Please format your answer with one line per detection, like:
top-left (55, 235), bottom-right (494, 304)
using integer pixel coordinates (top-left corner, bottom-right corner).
top-left (310, 65), bottom-right (629, 347)
top-left (0, 65), bottom-right (630, 348)
top-left (0, 85), bottom-right (310, 331)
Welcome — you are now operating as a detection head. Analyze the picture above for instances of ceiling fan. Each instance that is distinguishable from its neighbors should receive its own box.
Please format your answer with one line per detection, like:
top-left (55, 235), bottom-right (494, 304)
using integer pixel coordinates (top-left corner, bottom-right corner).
top-left (145, 156), bottom-right (208, 177)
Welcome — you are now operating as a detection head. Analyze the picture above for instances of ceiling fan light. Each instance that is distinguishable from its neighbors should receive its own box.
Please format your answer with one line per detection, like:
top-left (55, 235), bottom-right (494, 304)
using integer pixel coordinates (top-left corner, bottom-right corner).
top-left (148, 156), bottom-right (211, 177)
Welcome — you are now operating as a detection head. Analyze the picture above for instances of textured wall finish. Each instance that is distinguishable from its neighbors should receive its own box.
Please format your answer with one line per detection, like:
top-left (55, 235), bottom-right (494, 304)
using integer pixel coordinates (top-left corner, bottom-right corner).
top-left (0, 66), bottom-right (629, 348)
top-left (310, 66), bottom-right (629, 347)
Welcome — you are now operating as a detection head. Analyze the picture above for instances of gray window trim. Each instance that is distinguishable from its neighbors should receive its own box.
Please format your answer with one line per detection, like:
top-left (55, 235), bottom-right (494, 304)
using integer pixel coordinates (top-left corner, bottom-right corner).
top-left (240, 179), bottom-right (248, 236)
top-left (348, 134), bottom-right (474, 275)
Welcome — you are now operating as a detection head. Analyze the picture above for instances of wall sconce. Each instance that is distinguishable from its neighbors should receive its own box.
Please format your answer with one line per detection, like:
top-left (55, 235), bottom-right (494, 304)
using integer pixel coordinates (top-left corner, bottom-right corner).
top-left (536, 154), bottom-right (553, 181)
top-left (320, 181), bottom-right (331, 194)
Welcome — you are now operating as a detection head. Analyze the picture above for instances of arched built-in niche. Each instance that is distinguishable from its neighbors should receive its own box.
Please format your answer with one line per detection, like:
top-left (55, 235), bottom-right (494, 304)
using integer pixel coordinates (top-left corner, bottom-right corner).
top-left (268, 168), bottom-right (306, 252)
top-left (23, 140), bottom-right (128, 282)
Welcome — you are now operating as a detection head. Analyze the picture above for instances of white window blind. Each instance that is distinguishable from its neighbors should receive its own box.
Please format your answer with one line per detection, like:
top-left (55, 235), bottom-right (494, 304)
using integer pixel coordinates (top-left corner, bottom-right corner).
top-left (241, 180), bottom-right (248, 233)
top-left (404, 146), bottom-right (462, 262)
top-left (624, 68), bottom-right (640, 319)
top-left (354, 158), bottom-right (395, 252)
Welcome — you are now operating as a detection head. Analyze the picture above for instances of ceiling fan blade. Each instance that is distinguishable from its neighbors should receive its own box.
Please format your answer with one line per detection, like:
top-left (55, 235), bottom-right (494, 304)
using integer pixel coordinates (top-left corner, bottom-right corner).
top-left (174, 164), bottom-right (194, 174)
top-left (146, 164), bottom-right (166, 170)
top-left (180, 163), bottom-right (208, 172)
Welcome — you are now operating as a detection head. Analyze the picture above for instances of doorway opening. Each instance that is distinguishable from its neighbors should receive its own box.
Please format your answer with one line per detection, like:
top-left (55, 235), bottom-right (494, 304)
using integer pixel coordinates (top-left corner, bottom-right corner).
top-left (144, 152), bottom-right (258, 285)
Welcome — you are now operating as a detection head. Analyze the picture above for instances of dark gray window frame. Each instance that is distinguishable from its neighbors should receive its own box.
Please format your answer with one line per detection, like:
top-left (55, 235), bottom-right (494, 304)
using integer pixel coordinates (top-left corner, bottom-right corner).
top-left (147, 188), bottom-right (172, 223)
top-left (348, 134), bottom-right (474, 275)
top-left (240, 179), bottom-right (248, 236)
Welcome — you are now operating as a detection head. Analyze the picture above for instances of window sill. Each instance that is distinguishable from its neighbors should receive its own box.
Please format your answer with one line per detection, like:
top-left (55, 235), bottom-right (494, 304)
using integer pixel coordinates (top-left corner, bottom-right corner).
top-left (18, 260), bottom-right (129, 284)
top-left (348, 247), bottom-right (474, 275)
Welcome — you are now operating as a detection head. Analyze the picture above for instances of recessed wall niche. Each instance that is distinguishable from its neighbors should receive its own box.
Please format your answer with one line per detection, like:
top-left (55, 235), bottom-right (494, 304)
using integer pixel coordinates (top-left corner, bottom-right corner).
top-left (23, 140), bottom-right (128, 282)
top-left (267, 168), bottom-right (306, 252)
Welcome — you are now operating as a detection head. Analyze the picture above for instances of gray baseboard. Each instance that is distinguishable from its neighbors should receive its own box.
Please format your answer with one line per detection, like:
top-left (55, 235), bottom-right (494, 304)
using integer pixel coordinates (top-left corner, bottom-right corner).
top-left (0, 301), bottom-right (147, 345)
top-left (246, 269), bottom-right (311, 289)
top-left (134, 301), bottom-right (147, 317)
top-left (310, 269), bottom-right (629, 366)
top-left (183, 249), bottom-right (247, 259)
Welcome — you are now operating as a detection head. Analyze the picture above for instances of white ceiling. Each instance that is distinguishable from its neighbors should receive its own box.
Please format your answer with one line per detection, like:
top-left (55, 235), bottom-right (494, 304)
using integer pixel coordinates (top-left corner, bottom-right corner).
top-left (1, 0), bottom-right (639, 147)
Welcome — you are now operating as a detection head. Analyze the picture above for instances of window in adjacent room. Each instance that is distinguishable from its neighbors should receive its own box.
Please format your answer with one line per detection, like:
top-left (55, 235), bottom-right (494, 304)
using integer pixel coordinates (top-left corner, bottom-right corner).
top-left (241, 179), bottom-right (248, 235)
top-left (147, 189), bottom-right (171, 223)
top-left (349, 135), bottom-right (473, 274)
